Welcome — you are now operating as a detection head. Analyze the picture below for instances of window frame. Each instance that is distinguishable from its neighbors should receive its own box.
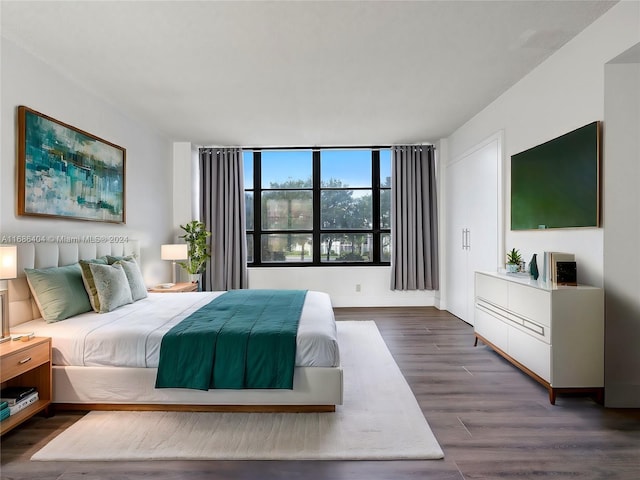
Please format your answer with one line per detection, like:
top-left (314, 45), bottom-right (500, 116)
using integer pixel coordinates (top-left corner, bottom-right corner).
top-left (245, 147), bottom-right (391, 267)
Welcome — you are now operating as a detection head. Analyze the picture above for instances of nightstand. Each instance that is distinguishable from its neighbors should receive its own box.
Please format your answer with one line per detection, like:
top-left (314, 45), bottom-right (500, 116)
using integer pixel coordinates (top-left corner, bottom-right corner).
top-left (0, 337), bottom-right (52, 436)
top-left (149, 282), bottom-right (198, 293)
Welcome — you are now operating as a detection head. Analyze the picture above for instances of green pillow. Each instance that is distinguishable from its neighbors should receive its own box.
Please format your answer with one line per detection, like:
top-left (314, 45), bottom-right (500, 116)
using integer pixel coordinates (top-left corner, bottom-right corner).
top-left (106, 254), bottom-right (137, 265)
top-left (25, 264), bottom-right (92, 322)
top-left (88, 263), bottom-right (133, 313)
top-left (115, 259), bottom-right (148, 301)
top-left (79, 257), bottom-right (109, 312)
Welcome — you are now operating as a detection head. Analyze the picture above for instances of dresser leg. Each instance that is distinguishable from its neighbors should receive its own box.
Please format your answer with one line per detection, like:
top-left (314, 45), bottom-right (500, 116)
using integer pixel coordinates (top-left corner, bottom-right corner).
top-left (549, 389), bottom-right (556, 405)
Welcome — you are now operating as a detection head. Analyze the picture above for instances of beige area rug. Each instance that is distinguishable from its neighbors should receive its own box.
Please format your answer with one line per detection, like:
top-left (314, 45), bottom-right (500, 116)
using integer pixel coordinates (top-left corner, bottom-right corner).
top-left (32, 321), bottom-right (444, 461)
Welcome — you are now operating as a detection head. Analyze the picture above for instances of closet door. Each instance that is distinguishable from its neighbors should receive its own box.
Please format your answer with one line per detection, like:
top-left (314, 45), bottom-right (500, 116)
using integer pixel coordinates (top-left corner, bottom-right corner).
top-left (445, 135), bottom-right (500, 325)
top-left (465, 140), bottom-right (499, 324)
top-left (445, 158), bottom-right (470, 321)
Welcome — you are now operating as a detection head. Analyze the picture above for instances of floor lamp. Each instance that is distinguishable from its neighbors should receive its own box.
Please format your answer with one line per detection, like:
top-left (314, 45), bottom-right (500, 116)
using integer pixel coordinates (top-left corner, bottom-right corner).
top-left (161, 244), bottom-right (188, 285)
top-left (0, 245), bottom-right (18, 343)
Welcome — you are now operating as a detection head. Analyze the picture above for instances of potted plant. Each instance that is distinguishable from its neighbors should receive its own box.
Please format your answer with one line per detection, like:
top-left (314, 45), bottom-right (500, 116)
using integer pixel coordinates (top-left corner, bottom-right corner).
top-left (506, 248), bottom-right (522, 273)
top-left (177, 220), bottom-right (211, 283)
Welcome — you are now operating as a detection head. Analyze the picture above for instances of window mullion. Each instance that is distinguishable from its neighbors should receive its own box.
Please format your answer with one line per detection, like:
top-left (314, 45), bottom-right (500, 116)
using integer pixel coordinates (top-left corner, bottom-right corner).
top-left (312, 150), bottom-right (321, 265)
top-left (253, 151), bottom-right (262, 266)
top-left (372, 150), bottom-right (381, 263)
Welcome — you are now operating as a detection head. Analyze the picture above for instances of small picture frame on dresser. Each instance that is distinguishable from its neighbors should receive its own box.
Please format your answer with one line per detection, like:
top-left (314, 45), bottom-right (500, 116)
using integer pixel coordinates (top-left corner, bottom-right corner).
top-left (556, 261), bottom-right (577, 285)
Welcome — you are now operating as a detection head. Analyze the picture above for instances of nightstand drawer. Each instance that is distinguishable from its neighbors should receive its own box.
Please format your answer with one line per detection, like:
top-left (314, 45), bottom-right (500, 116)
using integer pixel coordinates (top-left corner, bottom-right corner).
top-left (1, 341), bottom-right (50, 382)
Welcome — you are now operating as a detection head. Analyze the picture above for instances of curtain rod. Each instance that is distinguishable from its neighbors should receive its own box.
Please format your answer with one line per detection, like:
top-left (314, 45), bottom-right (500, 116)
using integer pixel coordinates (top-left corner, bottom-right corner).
top-left (200, 144), bottom-right (435, 151)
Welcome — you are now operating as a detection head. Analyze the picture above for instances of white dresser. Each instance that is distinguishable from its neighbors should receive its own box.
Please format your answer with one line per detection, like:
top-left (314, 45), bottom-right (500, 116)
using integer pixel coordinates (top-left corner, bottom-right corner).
top-left (474, 271), bottom-right (604, 404)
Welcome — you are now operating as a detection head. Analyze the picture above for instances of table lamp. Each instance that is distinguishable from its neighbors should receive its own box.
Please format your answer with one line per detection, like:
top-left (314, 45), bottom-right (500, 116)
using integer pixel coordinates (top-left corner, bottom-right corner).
top-left (160, 244), bottom-right (188, 285)
top-left (0, 245), bottom-right (18, 343)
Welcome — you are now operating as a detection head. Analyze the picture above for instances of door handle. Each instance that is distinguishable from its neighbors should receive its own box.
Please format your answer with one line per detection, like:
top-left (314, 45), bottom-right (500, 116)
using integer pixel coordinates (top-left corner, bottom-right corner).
top-left (462, 229), bottom-right (470, 250)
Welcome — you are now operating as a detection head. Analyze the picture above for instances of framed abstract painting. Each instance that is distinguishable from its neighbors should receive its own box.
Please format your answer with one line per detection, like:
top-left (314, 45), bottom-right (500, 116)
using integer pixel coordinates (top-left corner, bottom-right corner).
top-left (17, 106), bottom-right (126, 223)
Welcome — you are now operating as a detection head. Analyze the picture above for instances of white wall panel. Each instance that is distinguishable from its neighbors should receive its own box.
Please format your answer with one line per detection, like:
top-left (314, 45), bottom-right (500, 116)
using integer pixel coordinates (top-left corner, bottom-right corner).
top-left (0, 38), bottom-right (173, 286)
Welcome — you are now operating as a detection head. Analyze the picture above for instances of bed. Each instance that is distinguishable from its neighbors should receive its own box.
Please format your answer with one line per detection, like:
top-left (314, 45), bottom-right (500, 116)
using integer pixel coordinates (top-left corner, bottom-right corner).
top-left (7, 241), bottom-right (343, 412)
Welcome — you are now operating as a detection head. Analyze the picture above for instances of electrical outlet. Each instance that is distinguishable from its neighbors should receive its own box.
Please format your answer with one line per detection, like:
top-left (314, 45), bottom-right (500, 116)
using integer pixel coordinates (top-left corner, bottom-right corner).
top-left (355, 284), bottom-right (361, 292)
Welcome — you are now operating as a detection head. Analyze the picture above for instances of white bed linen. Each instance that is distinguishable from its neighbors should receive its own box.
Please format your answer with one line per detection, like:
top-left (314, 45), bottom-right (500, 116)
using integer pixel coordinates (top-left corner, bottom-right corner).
top-left (16, 291), bottom-right (339, 368)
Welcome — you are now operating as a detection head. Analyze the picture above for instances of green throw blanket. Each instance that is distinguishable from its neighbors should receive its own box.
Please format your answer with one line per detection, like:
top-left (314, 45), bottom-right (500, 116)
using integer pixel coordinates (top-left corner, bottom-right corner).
top-left (155, 289), bottom-right (307, 390)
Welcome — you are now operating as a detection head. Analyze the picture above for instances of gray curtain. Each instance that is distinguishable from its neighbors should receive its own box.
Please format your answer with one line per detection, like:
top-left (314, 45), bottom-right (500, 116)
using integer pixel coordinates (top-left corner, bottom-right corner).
top-left (390, 145), bottom-right (439, 290)
top-left (200, 147), bottom-right (248, 291)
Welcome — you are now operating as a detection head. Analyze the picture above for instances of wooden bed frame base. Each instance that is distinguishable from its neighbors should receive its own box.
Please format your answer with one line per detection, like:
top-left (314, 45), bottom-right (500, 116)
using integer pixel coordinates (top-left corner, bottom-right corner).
top-left (53, 403), bottom-right (335, 413)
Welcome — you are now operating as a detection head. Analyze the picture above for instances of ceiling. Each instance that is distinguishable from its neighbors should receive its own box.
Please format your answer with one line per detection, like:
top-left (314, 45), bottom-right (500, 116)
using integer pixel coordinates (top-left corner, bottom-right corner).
top-left (0, 1), bottom-right (617, 147)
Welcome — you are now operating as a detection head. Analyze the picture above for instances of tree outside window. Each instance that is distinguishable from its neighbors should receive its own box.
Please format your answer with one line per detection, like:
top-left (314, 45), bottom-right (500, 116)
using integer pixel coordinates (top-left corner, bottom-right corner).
top-left (245, 148), bottom-right (391, 266)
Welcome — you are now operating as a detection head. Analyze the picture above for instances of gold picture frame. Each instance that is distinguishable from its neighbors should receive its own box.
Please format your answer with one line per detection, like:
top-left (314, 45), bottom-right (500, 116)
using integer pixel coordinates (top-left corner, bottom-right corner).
top-left (17, 106), bottom-right (126, 223)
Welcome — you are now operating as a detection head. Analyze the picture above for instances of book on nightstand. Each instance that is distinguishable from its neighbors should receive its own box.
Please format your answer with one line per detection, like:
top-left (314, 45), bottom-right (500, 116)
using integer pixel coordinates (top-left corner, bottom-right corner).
top-left (0, 402), bottom-right (9, 422)
top-left (0, 386), bottom-right (37, 406)
top-left (8, 392), bottom-right (39, 416)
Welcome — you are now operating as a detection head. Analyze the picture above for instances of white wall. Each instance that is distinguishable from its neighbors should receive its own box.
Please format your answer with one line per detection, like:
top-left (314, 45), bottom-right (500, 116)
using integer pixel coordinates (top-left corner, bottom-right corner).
top-left (444, 1), bottom-right (640, 288)
top-left (1, 38), bottom-right (174, 285)
top-left (249, 266), bottom-right (437, 308)
top-left (170, 141), bottom-right (200, 283)
top-left (603, 48), bottom-right (640, 407)
top-left (171, 141), bottom-right (201, 232)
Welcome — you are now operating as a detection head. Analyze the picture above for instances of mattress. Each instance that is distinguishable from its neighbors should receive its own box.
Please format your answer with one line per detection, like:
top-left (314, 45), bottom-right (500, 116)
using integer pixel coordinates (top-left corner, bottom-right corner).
top-left (16, 290), bottom-right (340, 369)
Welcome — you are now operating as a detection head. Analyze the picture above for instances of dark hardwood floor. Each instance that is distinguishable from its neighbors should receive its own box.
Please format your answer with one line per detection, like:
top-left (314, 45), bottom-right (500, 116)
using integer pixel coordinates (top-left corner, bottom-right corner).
top-left (1, 307), bottom-right (639, 479)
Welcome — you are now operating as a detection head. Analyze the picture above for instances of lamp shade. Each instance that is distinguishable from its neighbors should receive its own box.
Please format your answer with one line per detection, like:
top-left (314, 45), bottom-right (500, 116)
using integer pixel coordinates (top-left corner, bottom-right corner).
top-left (161, 244), bottom-right (188, 261)
top-left (0, 245), bottom-right (17, 280)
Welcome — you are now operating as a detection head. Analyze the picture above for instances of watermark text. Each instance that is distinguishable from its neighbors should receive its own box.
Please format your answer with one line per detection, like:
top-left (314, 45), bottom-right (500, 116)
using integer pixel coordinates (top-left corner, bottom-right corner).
top-left (1, 234), bottom-right (130, 244)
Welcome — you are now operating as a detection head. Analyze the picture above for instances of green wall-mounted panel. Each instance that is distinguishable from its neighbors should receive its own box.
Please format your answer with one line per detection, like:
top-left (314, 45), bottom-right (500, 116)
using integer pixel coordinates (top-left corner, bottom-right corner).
top-left (511, 121), bottom-right (600, 230)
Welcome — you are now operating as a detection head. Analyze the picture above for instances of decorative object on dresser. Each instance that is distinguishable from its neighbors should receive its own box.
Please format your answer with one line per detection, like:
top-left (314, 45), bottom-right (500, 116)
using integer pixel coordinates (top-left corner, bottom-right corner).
top-left (17, 106), bottom-right (126, 224)
top-left (529, 253), bottom-right (539, 280)
top-left (542, 251), bottom-right (576, 284)
top-left (506, 248), bottom-right (522, 273)
top-left (556, 261), bottom-right (577, 286)
top-left (160, 244), bottom-right (188, 285)
top-left (149, 282), bottom-right (198, 293)
top-left (0, 245), bottom-right (18, 343)
top-left (0, 337), bottom-right (52, 435)
top-left (474, 271), bottom-right (604, 405)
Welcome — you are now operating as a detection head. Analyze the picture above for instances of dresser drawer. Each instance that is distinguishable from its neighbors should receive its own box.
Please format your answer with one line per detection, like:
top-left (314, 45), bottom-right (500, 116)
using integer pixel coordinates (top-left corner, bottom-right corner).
top-left (508, 282), bottom-right (551, 327)
top-left (508, 327), bottom-right (551, 382)
top-left (474, 307), bottom-right (509, 352)
top-left (476, 273), bottom-right (508, 308)
top-left (0, 341), bottom-right (50, 382)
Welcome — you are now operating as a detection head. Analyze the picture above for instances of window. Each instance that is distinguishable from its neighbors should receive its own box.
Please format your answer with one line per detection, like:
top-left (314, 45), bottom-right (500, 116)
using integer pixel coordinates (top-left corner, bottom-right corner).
top-left (244, 148), bottom-right (391, 266)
